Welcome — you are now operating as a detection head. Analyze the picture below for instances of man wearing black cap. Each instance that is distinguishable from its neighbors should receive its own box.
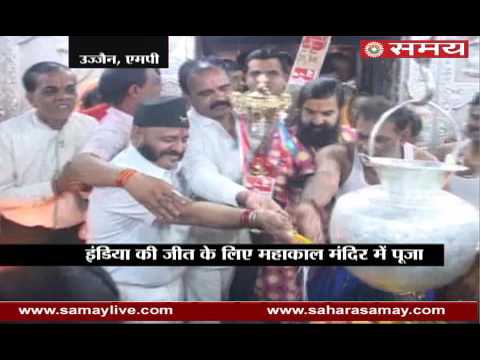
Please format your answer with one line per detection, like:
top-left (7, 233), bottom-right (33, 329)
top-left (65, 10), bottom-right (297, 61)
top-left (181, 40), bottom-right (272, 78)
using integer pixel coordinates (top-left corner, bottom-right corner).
top-left (87, 97), bottom-right (294, 301)
top-left (58, 68), bottom-right (188, 225)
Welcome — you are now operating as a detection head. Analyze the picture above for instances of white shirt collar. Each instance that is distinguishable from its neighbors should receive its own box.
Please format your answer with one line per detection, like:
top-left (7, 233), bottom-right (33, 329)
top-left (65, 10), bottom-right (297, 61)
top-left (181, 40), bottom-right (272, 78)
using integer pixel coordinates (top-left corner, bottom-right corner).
top-left (188, 107), bottom-right (241, 143)
top-left (188, 107), bottom-right (219, 128)
top-left (108, 107), bottom-right (134, 122)
top-left (188, 107), bottom-right (240, 125)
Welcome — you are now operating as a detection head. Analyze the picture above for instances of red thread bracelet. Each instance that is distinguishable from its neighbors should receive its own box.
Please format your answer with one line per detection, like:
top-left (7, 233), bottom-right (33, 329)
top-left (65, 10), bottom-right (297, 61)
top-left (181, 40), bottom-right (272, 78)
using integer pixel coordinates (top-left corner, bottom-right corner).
top-left (115, 169), bottom-right (139, 187)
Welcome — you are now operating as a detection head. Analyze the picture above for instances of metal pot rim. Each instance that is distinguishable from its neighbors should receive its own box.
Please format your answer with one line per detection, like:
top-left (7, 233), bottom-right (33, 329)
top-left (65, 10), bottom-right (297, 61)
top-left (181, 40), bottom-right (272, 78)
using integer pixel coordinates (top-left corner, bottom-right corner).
top-left (363, 156), bottom-right (468, 173)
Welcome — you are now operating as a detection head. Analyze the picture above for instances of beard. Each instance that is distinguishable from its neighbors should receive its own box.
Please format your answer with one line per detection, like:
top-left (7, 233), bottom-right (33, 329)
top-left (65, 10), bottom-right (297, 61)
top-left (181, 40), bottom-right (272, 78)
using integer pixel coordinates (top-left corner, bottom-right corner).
top-left (137, 144), bottom-right (183, 163)
top-left (297, 120), bottom-right (340, 150)
top-left (137, 144), bottom-right (159, 162)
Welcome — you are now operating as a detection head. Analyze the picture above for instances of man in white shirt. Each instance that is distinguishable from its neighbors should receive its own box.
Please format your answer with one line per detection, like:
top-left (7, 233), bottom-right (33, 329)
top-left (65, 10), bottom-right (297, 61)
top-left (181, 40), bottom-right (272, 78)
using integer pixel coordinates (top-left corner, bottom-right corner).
top-left (88, 97), bottom-right (294, 301)
top-left (0, 61), bottom-right (97, 244)
top-left (179, 57), bottom-right (289, 301)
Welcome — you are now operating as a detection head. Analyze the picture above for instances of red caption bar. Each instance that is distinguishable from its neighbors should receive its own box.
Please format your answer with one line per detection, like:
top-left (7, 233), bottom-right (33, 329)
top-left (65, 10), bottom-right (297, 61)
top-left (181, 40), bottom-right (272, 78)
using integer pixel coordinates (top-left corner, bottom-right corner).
top-left (1, 301), bottom-right (478, 322)
top-left (360, 40), bottom-right (469, 59)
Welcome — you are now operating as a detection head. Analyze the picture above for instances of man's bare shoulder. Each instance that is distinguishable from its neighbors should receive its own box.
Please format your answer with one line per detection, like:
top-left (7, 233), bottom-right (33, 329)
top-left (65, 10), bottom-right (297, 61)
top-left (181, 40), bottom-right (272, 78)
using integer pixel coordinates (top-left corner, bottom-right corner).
top-left (429, 142), bottom-right (457, 161)
top-left (315, 143), bottom-right (349, 157)
top-left (414, 147), bottom-right (440, 161)
top-left (312, 144), bottom-right (353, 177)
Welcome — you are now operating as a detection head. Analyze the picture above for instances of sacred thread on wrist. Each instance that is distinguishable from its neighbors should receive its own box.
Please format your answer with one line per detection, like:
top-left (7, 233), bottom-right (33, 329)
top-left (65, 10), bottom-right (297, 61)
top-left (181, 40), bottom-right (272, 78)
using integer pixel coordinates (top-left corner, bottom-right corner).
top-left (116, 169), bottom-right (139, 187)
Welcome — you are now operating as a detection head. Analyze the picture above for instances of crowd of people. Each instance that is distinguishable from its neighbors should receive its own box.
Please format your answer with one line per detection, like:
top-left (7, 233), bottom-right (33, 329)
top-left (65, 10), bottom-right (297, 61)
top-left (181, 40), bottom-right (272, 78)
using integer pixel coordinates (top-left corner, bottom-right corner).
top-left (0, 47), bottom-right (478, 307)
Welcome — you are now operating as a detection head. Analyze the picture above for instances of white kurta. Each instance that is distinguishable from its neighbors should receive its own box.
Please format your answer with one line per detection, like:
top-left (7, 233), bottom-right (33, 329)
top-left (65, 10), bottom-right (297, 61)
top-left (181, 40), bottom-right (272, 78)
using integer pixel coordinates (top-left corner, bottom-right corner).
top-left (182, 108), bottom-right (251, 301)
top-left (183, 108), bottom-right (247, 206)
top-left (87, 145), bottom-right (191, 301)
top-left (0, 110), bottom-right (97, 229)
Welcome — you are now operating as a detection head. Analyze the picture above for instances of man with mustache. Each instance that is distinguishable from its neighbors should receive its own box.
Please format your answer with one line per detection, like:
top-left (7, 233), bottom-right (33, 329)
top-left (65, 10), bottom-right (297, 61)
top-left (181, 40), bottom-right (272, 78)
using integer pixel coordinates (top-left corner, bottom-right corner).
top-left (263, 77), bottom-right (352, 240)
top-left (254, 77), bottom-right (356, 301)
top-left (179, 57), bottom-right (288, 302)
top-left (0, 62), bottom-right (97, 244)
